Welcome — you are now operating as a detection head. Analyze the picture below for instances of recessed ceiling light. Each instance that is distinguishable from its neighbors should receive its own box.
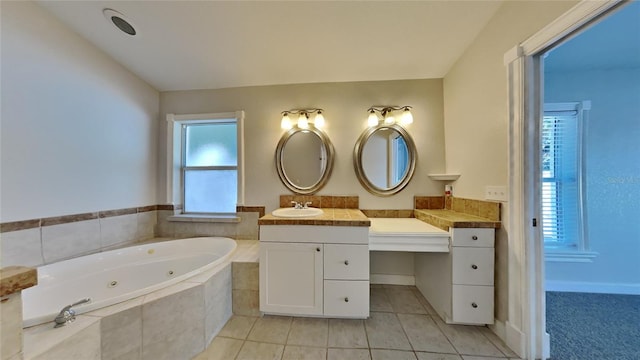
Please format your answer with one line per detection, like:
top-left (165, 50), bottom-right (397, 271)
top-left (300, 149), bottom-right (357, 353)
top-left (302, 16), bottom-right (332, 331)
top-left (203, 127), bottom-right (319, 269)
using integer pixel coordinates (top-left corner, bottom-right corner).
top-left (103, 8), bottom-right (137, 36)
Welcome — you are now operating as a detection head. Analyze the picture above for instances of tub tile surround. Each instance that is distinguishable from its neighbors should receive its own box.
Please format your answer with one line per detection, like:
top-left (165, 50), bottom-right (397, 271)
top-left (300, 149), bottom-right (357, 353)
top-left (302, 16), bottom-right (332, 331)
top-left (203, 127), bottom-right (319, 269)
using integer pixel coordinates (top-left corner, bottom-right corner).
top-left (1, 204), bottom-right (265, 268)
top-left (21, 240), bottom-right (258, 360)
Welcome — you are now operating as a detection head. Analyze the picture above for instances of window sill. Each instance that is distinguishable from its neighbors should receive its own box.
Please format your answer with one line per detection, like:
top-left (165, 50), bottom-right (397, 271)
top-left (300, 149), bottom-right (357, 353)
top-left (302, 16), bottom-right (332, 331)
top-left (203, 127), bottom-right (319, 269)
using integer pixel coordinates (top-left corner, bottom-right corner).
top-left (544, 250), bottom-right (598, 263)
top-left (167, 214), bottom-right (241, 223)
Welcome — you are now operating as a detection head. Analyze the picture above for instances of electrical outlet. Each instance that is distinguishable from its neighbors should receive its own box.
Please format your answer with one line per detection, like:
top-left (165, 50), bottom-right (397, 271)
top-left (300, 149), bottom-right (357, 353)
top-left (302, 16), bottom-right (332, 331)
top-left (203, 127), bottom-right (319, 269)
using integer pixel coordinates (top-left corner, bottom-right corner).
top-left (485, 186), bottom-right (508, 201)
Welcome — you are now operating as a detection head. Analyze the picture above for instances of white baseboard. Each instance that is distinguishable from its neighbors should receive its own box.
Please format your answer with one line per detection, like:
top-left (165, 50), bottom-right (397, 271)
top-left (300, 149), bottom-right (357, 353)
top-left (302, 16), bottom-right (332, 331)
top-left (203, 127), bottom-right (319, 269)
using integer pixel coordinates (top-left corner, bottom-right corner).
top-left (505, 320), bottom-right (526, 359)
top-left (545, 280), bottom-right (640, 295)
top-left (370, 274), bottom-right (415, 286)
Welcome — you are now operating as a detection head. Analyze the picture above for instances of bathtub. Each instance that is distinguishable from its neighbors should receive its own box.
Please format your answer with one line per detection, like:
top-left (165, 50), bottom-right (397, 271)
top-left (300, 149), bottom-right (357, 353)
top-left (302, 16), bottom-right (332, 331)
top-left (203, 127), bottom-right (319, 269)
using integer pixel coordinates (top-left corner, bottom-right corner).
top-left (22, 236), bottom-right (237, 328)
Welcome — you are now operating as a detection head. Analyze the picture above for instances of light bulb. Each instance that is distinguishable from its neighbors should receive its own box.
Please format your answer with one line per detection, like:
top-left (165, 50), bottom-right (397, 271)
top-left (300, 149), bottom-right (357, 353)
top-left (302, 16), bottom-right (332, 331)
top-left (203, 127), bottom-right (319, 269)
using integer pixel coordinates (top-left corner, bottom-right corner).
top-left (384, 112), bottom-right (395, 125)
top-left (367, 110), bottom-right (379, 127)
top-left (401, 109), bottom-right (413, 125)
top-left (281, 113), bottom-right (292, 130)
top-left (298, 113), bottom-right (309, 129)
top-left (314, 111), bottom-right (325, 128)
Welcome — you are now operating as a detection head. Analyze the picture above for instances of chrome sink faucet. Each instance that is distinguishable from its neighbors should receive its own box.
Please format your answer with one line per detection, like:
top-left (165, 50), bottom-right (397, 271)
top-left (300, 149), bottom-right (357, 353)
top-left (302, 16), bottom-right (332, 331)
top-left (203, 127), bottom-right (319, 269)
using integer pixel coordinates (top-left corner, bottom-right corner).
top-left (54, 298), bottom-right (91, 328)
top-left (291, 201), bottom-right (312, 209)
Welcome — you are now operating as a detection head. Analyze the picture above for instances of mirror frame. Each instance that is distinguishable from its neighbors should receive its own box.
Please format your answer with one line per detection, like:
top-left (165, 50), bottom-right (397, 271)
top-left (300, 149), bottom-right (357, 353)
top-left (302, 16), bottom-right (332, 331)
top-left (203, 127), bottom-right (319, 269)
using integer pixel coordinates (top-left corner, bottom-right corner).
top-left (353, 123), bottom-right (417, 196)
top-left (275, 126), bottom-right (335, 195)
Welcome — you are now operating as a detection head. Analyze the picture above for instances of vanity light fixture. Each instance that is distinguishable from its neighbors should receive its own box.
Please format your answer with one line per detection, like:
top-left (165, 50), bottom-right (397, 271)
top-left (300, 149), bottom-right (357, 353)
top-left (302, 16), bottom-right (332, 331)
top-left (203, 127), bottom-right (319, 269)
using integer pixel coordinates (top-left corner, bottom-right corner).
top-left (366, 106), bottom-right (413, 127)
top-left (280, 108), bottom-right (325, 130)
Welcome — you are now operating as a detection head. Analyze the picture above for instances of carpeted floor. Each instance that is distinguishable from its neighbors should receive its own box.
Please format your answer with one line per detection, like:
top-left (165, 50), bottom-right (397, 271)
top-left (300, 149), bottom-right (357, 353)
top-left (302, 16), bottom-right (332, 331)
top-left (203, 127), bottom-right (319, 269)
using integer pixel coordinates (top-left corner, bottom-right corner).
top-left (546, 291), bottom-right (640, 360)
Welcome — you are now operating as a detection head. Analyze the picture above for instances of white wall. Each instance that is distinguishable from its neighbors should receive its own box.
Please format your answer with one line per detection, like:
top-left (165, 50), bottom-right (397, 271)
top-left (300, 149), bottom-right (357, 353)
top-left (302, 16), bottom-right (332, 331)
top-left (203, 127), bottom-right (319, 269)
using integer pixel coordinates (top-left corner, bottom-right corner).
top-left (545, 67), bottom-right (640, 292)
top-left (442, 0), bottom-right (579, 324)
top-left (0, 2), bottom-right (160, 222)
top-left (159, 79), bottom-right (446, 212)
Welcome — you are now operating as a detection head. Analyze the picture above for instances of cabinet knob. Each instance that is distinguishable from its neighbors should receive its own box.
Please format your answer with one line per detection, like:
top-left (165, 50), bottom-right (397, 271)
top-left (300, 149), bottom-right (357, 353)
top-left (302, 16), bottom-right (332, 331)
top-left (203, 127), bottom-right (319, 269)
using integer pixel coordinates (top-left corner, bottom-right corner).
top-left (316, 247), bottom-right (321, 252)
top-left (344, 260), bottom-right (349, 266)
top-left (471, 264), bottom-right (478, 270)
top-left (344, 297), bottom-right (349, 303)
top-left (471, 302), bottom-right (478, 308)
top-left (472, 235), bottom-right (478, 240)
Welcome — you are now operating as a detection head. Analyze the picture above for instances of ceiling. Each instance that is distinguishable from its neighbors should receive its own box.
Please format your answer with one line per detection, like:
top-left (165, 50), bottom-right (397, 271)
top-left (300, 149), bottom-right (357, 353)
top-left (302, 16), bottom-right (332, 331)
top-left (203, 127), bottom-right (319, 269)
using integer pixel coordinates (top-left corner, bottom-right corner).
top-left (544, 1), bottom-right (640, 72)
top-left (36, 1), bottom-right (504, 92)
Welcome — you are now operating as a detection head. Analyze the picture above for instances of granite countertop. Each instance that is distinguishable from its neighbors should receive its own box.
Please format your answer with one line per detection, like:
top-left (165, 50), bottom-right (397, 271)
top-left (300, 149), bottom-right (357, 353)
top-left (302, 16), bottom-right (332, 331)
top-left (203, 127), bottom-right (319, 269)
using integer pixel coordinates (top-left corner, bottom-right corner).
top-left (415, 209), bottom-right (501, 230)
top-left (259, 208), bottom-right (370, 227)
top-left (1, 266), bottom-right (38, 297)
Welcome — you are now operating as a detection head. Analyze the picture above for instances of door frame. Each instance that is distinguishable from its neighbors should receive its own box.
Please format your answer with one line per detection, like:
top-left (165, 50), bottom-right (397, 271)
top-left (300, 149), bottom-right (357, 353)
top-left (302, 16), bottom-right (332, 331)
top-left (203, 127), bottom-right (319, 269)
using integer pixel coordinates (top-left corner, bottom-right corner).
top-left (503, 1), bottom-right (622, 358)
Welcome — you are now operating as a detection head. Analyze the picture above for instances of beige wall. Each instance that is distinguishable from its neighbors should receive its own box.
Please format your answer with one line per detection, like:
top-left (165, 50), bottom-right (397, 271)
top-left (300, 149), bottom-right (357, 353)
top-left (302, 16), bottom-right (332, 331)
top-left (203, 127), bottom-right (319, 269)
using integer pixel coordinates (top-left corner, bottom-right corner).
top-left (159, 79), bottom-right (445, 212)
top-left (443, 0), bottom-right (579, 325)
top-left (0, 1), bottom-right (159, 223)
top-left (443, 0), bottom-right (579, 199)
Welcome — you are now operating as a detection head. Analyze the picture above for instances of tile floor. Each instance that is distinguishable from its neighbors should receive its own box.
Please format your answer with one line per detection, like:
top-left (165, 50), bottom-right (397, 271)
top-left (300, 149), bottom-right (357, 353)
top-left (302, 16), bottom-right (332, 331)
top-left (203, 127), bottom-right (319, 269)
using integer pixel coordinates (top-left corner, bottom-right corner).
top-left (194, 285), bottom-right (522, 360)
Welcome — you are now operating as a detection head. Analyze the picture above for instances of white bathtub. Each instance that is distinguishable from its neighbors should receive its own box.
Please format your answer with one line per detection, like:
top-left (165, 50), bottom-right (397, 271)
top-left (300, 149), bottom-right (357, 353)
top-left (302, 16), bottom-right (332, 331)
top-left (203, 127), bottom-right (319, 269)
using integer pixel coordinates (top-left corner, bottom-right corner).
top-left (22, 237), bottom-right (237, 327)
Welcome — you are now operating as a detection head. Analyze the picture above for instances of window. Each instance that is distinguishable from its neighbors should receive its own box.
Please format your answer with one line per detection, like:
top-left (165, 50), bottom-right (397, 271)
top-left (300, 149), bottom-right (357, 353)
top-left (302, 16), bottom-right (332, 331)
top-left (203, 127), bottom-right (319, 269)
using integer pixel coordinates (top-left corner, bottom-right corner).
top-left (167, 112), bottom-right (244, 215)
top-left (541, 102), bottom-right (588, 253)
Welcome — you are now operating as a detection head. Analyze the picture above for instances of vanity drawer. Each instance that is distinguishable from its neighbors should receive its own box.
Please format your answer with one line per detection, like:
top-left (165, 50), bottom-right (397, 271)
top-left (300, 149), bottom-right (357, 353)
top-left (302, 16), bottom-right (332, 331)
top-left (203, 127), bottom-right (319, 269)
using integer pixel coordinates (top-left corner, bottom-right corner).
top-left (452, 247), bottom-right (494, 286)
top-left (451, 228), bottom-right (494, 247)
top-left (324, 244), bottom-right (369, 280)
top-left (451, 285), bottom-right (494, 324)
top-left (324, 280), bottom-right (369, 318)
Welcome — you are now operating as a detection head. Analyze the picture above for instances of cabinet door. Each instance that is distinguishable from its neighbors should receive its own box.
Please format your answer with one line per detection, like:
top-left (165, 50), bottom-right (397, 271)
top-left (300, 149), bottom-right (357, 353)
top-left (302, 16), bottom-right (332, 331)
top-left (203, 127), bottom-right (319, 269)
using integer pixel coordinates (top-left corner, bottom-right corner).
top-left (260, 242), bottom-right (323, 316)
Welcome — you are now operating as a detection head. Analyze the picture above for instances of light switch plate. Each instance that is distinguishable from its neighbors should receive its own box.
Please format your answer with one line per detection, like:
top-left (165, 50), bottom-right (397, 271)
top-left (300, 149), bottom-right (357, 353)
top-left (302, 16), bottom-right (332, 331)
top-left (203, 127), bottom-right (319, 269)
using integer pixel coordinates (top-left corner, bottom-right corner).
top-left (485, 186), bottom-right (508, 201)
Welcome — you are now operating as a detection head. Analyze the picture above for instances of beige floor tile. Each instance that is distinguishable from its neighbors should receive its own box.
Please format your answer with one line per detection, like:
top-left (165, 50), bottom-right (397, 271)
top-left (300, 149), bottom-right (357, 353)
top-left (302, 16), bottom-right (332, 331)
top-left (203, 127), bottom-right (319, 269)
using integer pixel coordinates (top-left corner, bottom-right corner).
top-left (398, 313), bottom-right (457, 354)
top-left (433, 317), bottom-right (503, 357)
top-left (218, 315), bottom-right (257, 340)
top-left (247, 316), bottom-right (292, 344)
top-left (365, 312), bottom-right (412, 350)
top-left (194, 337), bottom-right (243, 360)
top-left (412, 288), bottom-right (438, 314)
top-left (370, 287), bottom-right (394, 312)
top-left (416, 353), bottom-right (463, 360)
top-left (477, 327), bottom-right (518, 358)
top-left (386, 288), bottom-right (428, 314)
top-left (286, 317), bottom-right (328, 347)
top-left (236, 341), bottom-right (284, 360)
top-left (461, 356), bottom-right (508, 360)
top-left (282, 345), bottom-right (327, 360)
top-left (371, 349), bottom-right (418, 360)
top-left (327, 348), bottom-right (372, 360)
top-left (328, 319), bottom-right (369, 348)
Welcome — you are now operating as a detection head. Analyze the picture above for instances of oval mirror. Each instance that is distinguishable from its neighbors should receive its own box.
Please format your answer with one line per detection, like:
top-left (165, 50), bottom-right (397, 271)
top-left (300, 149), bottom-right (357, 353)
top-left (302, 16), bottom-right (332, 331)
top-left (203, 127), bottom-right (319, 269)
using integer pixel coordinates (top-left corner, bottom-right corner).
top-left (276, 127), bottom-right (334, 194)
top-left (353, 124), bottom-right (417, 196)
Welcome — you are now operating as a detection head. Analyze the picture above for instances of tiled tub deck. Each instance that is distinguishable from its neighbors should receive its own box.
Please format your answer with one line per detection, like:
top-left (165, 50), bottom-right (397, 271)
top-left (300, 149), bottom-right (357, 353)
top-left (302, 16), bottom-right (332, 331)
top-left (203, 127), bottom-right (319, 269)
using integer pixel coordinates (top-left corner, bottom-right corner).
top-left (22, 240), bottom-right (259, 360)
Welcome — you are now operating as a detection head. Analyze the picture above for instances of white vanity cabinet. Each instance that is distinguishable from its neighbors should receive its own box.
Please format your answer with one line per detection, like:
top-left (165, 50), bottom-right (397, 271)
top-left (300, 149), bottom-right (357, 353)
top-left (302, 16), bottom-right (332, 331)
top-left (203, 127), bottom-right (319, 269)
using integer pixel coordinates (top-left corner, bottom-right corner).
top-left (416, 227), bottom-right (495, 324)
top-left (259, 225), bottom-right (369, 318)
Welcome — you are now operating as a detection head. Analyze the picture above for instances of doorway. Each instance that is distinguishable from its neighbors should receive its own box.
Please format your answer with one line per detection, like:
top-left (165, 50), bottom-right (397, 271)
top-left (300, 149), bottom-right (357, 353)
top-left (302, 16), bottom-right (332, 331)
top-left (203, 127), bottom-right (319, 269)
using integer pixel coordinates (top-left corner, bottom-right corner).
top-left (540, 2), bottom-right (640, 358)
top-left (504, 1), bottom-right (638, 359)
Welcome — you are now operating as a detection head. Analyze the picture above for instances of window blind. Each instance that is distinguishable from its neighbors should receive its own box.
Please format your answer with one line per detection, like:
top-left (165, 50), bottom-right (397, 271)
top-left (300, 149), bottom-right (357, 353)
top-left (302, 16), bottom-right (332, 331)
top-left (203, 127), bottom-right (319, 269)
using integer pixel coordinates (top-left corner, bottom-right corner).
top-left (541, 110), bottom-right (580, 248)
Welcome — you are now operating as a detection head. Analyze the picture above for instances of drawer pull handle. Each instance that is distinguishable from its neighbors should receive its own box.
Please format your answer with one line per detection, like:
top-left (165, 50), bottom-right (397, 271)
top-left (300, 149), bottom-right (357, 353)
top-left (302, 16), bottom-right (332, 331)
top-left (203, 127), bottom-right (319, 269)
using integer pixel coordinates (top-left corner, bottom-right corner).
top-left (316, 248), bottom-right (321, 252)
top-left (471, 264), bottom-right (478, 270)
top-left (344, 297), bottom-right (349, 303)
top-left (472, 235), bottom-right (478, 240)
top-left (471, 302), bottom-right (478, 308)
top-left (344, 260), bottom-right (349, 266)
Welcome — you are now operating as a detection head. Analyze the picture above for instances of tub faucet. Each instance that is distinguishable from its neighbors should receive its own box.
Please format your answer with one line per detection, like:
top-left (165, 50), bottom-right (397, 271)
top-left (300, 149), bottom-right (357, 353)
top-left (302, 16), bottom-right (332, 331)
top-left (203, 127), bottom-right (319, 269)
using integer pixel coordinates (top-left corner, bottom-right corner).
top-left (54, 298), bottom-right (91, 328)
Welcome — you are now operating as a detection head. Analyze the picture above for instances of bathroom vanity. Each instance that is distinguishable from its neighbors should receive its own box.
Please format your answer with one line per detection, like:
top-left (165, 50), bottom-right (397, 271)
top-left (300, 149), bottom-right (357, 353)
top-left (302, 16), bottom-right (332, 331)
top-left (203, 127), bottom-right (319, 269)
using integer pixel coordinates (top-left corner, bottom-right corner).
top-left (413, 209), bottom-right (499, 325)
top-left (258, 208), bottom-right (370, 318)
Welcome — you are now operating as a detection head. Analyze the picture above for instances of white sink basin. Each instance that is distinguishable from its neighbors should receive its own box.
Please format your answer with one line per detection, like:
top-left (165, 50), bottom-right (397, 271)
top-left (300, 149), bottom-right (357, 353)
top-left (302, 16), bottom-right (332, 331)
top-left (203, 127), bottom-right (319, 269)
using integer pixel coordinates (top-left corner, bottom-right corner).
top-left (272, 208), bottom-right (324, 218)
